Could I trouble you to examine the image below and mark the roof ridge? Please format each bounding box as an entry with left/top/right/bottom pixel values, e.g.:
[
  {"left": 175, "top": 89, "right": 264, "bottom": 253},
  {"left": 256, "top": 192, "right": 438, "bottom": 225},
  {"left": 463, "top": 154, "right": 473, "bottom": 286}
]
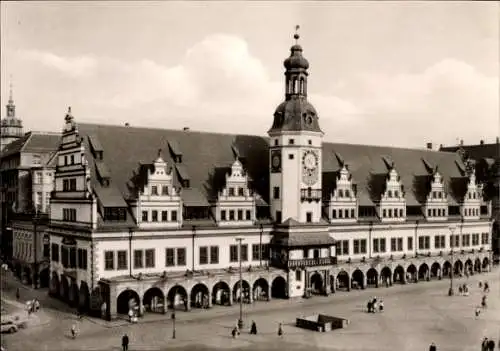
[{"left": 19, "top": 132, "right": 34, "bottom": 153}]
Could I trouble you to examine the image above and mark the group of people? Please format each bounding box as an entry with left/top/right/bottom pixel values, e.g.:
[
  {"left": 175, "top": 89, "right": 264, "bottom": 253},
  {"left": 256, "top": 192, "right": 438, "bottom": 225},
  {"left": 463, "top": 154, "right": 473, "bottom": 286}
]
[
  {"left": 458, "top": 283, "right": 469, "bottom": 296},
  {"left": 366, "top": 296, "right": 384, "bottom": 313},
  {"left": 231, "top": 321, "right": 283, "bottom": 338},
  {"left": 481, "top": 337, "right": 497, "bottom": 351}
]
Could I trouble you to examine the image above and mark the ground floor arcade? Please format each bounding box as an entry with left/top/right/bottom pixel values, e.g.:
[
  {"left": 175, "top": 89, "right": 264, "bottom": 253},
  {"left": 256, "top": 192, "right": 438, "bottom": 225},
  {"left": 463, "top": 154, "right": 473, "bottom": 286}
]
[
  {"left": 12, "top": 259, "right": 50, "bottom": 289},
  {"left": 47, "top": 251, "right": 493, "bottom": 320}
]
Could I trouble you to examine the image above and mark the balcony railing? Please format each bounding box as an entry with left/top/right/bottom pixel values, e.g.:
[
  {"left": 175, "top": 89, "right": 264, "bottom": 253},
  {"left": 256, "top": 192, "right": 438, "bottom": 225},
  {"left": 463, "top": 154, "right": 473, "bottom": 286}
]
[
  {"left": 300, "top": 188, "right": 322, "bottom": 203},
  {"left": 287, "top": 256, "right": 337, "bottom": 268}
]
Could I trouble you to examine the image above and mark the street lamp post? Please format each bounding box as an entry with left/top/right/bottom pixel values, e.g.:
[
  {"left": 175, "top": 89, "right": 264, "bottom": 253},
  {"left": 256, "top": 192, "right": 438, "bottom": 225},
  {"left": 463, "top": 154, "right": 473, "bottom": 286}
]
[
  {"left": 171, "top": 307, "right": 176, "bottom": 339},
  {"left": 236, "top": 237, "right": 244, "bottom": 330},
  {"left": 448, "top": 224, "right": 456, "bottom": 296}
]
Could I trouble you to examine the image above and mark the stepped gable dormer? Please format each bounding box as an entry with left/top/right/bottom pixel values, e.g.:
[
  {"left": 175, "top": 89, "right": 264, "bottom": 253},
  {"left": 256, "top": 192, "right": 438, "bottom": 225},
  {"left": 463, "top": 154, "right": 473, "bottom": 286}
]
[
  {"left": 215, "top": 158, "right": 256, "bottom": 225},
  {"left": 424, "top": 167, "right": 449, "bottom": 220},
  {"left": 134, "top": 149, "right": 182, "bottom": 228},
  {"left": 461, "top": 168, "right": 481, "bottom": 220},
  {"left": 325, "top": 162, "right": 358, "bottom": 223},
  {"left": 377, "top": 161, "right": 406, "bottom": 222}
]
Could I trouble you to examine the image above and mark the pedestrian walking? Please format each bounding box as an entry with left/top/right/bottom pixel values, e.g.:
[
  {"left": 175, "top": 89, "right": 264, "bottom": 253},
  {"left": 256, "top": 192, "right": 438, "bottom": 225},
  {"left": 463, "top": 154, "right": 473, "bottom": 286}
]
[
  {"left": 479, "top": 281, "right": 483, "bottom": 289},
  {"left": 128, "top": 309, "right": 133, "bottom": 323},
  {"left": 488, "top": 339, "right": 496, "bottom": 351},
  {"left": 482, "top": 337, "right": 489, "bottom": 351},
  {"left": 232, "top": 326, "right": 238, "bottom": 338},
  {"left": 122, "top": 333, "right": 129, "bottom": 351},
  {"left": 250, "top": 320, "right": 257, "bottom": 335},
  {"left": 429, "top": 342, "right": 437, "bottom": 351},
  {"left": 71, "top": 324, "right": 77, "bottom": 339},
  {"left": 15, "top": 288, "right": 20, "bottom": 301},
  {"left": 379, "top": 299, "right": 384, "bottom": 312},
  {"left": 278, "top": 323, "right": 283, "bottom": 337},
  {"left": 475, "top": 307, "right": 481, "bottom": 318}
]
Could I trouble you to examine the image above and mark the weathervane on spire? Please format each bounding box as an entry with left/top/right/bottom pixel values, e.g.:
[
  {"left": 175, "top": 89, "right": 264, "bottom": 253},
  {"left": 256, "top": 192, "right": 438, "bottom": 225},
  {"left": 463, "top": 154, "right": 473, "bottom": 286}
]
[
  {"left": 8, "top": 75, "right": 13, "bottom": 103},
  {"left": 294, "top": 25, "right": 300, "bottom": 44}
]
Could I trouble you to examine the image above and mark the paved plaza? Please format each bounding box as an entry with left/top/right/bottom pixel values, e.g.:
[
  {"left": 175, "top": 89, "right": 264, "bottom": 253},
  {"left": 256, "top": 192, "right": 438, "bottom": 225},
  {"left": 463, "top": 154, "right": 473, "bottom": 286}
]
[{"left": 2, "top": 268, "right": 499, "bottom": 351}]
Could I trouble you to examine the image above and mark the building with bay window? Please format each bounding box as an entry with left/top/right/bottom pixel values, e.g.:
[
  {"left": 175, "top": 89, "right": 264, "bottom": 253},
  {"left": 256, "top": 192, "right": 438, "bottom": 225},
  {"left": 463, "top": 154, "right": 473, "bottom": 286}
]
[{"left": 47, "top": 32, "right": 494, "bottom": 320}]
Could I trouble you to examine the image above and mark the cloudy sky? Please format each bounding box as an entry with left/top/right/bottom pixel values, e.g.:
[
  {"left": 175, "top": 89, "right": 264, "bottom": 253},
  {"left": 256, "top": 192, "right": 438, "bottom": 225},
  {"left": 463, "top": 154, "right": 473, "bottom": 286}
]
[{"left": 1, "top": 1, "right": 498, "bottom": 148}]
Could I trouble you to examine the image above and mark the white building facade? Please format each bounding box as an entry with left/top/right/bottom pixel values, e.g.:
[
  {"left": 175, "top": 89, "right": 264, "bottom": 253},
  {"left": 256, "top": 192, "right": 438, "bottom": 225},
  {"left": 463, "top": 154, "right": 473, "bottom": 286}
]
[{"left": 47, "top": 32, "right": 494, "bottom": 320}]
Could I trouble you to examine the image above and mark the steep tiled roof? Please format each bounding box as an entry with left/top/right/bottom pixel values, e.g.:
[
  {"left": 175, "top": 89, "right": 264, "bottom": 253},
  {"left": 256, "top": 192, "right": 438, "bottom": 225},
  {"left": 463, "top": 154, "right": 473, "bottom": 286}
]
[
  {"left": 0, "top": 132, "right": 60, "bottom": 159},
  {"left": 440, "top": 143, "right": 500, "bottom": 161},
  {"left": 76, "top": 123, "right": 469, "bottom": 215}
]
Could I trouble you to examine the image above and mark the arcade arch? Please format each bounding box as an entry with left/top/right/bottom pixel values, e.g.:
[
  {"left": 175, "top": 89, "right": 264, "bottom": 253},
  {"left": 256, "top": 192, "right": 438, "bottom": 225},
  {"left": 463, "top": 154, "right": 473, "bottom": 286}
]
[
  {"left": 191, "top": 283, "right": 209, "bottom": 308},
  {"left": 252, "top": 278, "right": 269, "bottom": 301},
  {"left": 117, "top": 289, "right": 140, "bottom": 315},
  {"left": 212, "top": 281, "right": 231, "bottom": 306},
  {"left": 143, "top": 287, "right": 164, "bottom": 313},
  {"left": 271, "top": 276, "right": 287, "bottom": 299}
]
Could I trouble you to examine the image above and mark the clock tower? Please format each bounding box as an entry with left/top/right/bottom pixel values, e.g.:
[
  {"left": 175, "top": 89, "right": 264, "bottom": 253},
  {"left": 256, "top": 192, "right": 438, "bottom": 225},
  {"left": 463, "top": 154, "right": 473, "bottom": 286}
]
[{"left": 268, "top": 29, "right": 324, "bottom": 224}]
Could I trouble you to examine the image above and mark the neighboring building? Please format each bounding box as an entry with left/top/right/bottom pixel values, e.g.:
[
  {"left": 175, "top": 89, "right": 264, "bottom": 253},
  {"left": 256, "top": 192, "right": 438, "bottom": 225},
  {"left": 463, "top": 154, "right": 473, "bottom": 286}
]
[
  {"left": 440, "top": 139, "right": 500, "bottom": 258},
  {"left": 0, "top": 128, "right": 59, "bottom": 278},
  {"left": 0, "top": 84, "right": 23, "bottom": 152},
  {"left": 48, "top": 33, "right": 493, "bottom": 320}
]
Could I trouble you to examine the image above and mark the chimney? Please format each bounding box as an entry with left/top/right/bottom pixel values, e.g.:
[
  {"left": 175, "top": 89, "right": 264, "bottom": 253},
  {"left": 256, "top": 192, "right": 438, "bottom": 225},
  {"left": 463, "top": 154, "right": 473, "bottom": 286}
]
[
  {"left": 183, "top": 127, "right": 190, "bottom": 131},
  {"left": 496, "top": 137, "right": 499, "bottom": 144},
  {"left": 460, "top": 139, "right": 464, "bottom": 146},
  {"left": 125, "top": 123, "right": 130, "bottom": 127},
  {"left": 426, "top": 142, "right": 433, "bottom": 150},
  {"left": 480, "top": 140, "right": 484, "bottom": 145}
]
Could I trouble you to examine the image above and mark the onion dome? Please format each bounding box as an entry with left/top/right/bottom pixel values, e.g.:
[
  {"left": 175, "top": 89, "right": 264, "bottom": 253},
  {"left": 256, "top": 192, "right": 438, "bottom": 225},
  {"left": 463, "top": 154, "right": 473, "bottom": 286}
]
[
  {"left": 269, "top": 98, "right": 321, "bottom": 133},
  {"left": 283, "top": 33, "right": 309, "bottom": 70}
]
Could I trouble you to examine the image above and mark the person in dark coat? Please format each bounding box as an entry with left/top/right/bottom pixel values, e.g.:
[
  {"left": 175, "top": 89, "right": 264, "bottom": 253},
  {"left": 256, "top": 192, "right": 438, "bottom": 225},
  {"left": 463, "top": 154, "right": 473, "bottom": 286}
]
[
  {"left": 488, "top": 339, "right": 496, "bottom": 351},
  {"left": 16, "top": 288, "right": 20, "bottom": 301},
  {"left": 482, "top": 338, "right": 489, "bottom": 351},
  {"left": 278, "top": 323, "right": 283, "bottom": 336},
  {"left": 250, "top": 320, "right": 257, "bottom": 335},
  {"left": 122, "top": 334, "right": 129, "bottom": 351},
  {"left": 429, "top": 342, "right": 437, "bottom": 351}
]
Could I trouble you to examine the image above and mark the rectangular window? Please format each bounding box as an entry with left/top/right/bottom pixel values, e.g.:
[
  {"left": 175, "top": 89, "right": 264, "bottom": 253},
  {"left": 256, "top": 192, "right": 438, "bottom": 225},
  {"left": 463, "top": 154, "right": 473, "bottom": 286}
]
[
  {"left": 104, "top": 251, "right": 114, "bottom": 270},
  {"left": 332, "top": 209, "right": 336, "bottom": 218},
  {"left": 383, "top": 209, "right": 386, "bottom": 218},
  {"left": 237, "top": 210, "right": 243, "bottom": 220},
  {"left": 306, "top": 212, "right": 312, "bottom": 223},
  {"left": 472, "top": 233, "right": 479, "bottom": 246},
  {"left": 199, "top": 246, "right": 208, "bottom": 265},
  {"left": 261, "top": 244, "right": 270, "bottom": 260},
  {"left": 246, "top": 210, "right": 251, "bottom": 220},
  {"left": 69, "top": 247, "right": 77, "bottom": 268},
  {"left": 288, "top": 138, "right": 295, "bottom": 145},
  {"left": 166, "top": 248, "right": 175, "bottom": 267},
  {"left": 228, "top": 187, "right": 235, "bottom": 196},
  {"left": 62, "top": 208, "right": 77, "bottom": 222},
  {"left": 380, "top": 238, "right": 386, "bottom": 252},
  {"left": 391, "top": 238, "right": 396, "bottom": 252},
  {"left": 373, "top": 238, "right": 379, "bottom": 253},
  {"left": 238, "top": 188, "right": 244, "bottom": 196},
  {"left": 69, "top": 178, "right": 76, "bottom": 191},
  {"left": 462, "top": 234, "right": 470, "bottom": 247},
  {"left": 210, "top": 246, "right": 219, "bottom": 264},
  {"left": 63, "top": 179, "right": 69, "bottom": 191},
  {"left": 221, "top": 210, "right": 226, "bottom": 221},
  {"left": 162, "top": 185, "right": 169, "bottom": 195},
  {"left": 419, "top": 237, "right": 425, "bottom": 250},
  {"left": 342, "top": 240, "right": 349, "bottom": 256},
  {"left": 229, "top": 210, "right": 235, "bottom": 220},
  {"left": 134, "top": 250, "right": 143, "bottom": 269},
  {"left": 276, "top": 211, "right": 282, "bottom": 223},
  {"left": 295, "top": 270, "right": 301, "bottom": 281},
  {"left": 353, "top": 239, "right": 360, "bottom": 254},
  {"left": 142, "top": 211, "right": 148, "bottom": 222},
  {"left": 252, "top": 244, "right": 260, "bottom": 261},
  {"left": 61, "top": 246, "right": 68, "bottom": 268},
  {"left": 350, "top": 209, "right": 355, "bottom": 218},
  {"left": 288, "top": 154, "right": 294, "bottom": 160},
  {"left": 397, "top": 238, "right": 403, "bottom": 251},
  {"left": 240, "top": 244, "right": 248, "bottom": 261},
  {"left": 51, "top": 243, "right": 59, "bottom": 262},
  {"left": 117, "top": 250, "right": 128, "bottom": 270},
  {"left": 151, "top": 186, "right": 158, "bottom": 195},
  {"left": 171, "top": 210, "right": 177, "bottom": 221},
  {"left": 162, "top": 210, "right": 168, "bottom": 221},
  {"left": 230, "top": 245, "right": 238, "bottom": 262},
  {"left": 151, "top": 210, "right": 158, "bottom": 222},
  {"left": 407, "top": 237, "right": 413, "bottom": 251},
  {"left": 145, "top": 249, "right": 155, "bottom": 268},
  {"left": 70, "top": 155, "right": 75, "bottom": 164},
  {"left": 176, "top": 248, "right": 186, "bottom": 266},
  {"left": 360, "top": 239, "right": 367, "bottom": 254},
  {"left": 481, "top": 232, "right": 489, "bottom": 245},
  {"left": 273, "top": 187, "right": 280, "bottom": 199}
]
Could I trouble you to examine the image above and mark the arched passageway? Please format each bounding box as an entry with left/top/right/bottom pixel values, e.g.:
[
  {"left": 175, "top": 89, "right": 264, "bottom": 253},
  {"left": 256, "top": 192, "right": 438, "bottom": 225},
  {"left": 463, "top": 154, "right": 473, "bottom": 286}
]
[
  {"left": 430, "top": 262, "right": 441, "bottom": 279},
  {"left": 393, "top": 265, "right": 405, "bottom": 284},
  {"left": 167, "top": 285, "right": 188, "bottom": 309},
  {"left": 352, "top": 269, "right": 364, "bottom": 289},
  {"left": 474, "top": 258, "right": 482, "bottom": 273},
  {"left": 143, "top": 287, "right": 165, "bottom": 313},
  {"left": 418, "top": 263, "right": 429, "bottom": 281},
  {"left": 482, "top": 257, "right": 490, "bottom": 271},
  {"left": 60, "top": 276, "right": 69, "bottom": 301},
  {"left": 212, "top": 281, "right": 231, "bottom": 306},
  {"left": 336, "top": 271, "right": 349, "bottom": 291},
  {"left": 310, "top": 273, "right": 323, "bottom": 294},
  {"left": 454, "top": 260, "right": 463, "bottom": 276},
  {"left": 69, "top": 281, "right": 79, "bottom": 307},
  {"left": 39, "top": 268, "right": 50, "bottom": 288},
  {"left": 78, "top": 282, "right": 90, "bottom": 314},
  {"left": 117, "top": 289, "right": 140, "bottom": 315},
  {"left": 464, "top": 259, "right": 473, "bottom": 275},
  {"left": 380, "top": 267, "right": 392, "bottom": 287},
  {"left": 406, "top": 264, "right": 417, "bottom": 283},
  {"left": 233, "top": 280, "right": 251, "bottom": 303},
  {"left": 23, "top": 267, "right": 32, "bottom": 285},
  {"left": 271, "top": 276, "right": 287, "bottom": 299},
  {"left": 366, "top": 268, "right": 378, "bottom": 288},
  {"left": 190, "top": 283, "right": 209, "bottom": 308},
  {"left": 50, "top": 272, "right": 60, "bottom": 296},
  {"left": 252, "top": 278, "right": 269, "bottom": 301},
  {"left": 443, "top": 261, "right": 452, "bottom": 277}
]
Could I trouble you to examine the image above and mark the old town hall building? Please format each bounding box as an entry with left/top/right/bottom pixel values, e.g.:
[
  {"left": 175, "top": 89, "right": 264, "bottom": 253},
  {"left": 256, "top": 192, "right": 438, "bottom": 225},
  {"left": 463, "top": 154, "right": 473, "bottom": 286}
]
[{"left": 47, "top": 33, "right": 493, "bottom": 320}]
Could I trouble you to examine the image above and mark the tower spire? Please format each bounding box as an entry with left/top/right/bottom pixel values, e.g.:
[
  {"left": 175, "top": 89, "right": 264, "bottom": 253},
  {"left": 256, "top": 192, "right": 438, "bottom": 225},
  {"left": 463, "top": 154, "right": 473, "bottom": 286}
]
[
  {"left": 8, "top": 79, "right": 13, "bottom": 104},
  {"left": 294, "top": 25, "right": 300, "bottom": 44}
]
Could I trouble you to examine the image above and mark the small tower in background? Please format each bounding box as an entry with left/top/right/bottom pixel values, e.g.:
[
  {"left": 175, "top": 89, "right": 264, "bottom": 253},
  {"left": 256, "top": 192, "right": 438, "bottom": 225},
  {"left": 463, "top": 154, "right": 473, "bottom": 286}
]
[{"left": 1, "top": 80, "right": 24, "bottom": 151}]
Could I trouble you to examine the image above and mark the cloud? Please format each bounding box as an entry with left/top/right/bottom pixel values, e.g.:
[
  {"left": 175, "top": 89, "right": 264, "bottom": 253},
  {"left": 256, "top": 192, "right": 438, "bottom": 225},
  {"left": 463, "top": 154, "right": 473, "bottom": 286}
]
[{"left": 17, "top": 35, "right": 498, "bottom": 147}]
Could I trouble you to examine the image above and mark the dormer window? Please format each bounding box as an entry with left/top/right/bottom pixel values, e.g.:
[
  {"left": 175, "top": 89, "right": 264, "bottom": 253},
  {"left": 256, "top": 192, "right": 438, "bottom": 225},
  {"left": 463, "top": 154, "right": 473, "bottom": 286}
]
[
  {"left": 183, "top": 180, "right": 190, "bottom": 188},
  {"left": 394, "top": 190, "right": 399, "bottom": 197},
  {"left": 388, "top": 190, "right": 392, "bottom": 198},
  {"left": 151, "top": 186, "right": 158, "bottom": 195},
  {"left": 238, "top": 188, "right": 244, "bottom": 196},
  {"left": 162, "top": 185, "right": 169, "bottom": 195},
  {"left": 345, "top": 190, "right": 350, "bottom": 197},
  {"left": 229, "top": 187, "right": 235, "bottom": 196},
  {"left": 338, "top": 189, "right": 343, "bottom": 197}
]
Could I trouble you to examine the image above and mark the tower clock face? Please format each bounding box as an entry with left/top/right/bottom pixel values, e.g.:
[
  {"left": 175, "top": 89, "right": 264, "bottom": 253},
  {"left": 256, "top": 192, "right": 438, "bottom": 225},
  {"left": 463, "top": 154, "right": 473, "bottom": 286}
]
[
  {"left": 302, "top": 149, "right": 319, "bottom": 185},
  {"left": 271, "top": 150, "right": 282, "bottom": 173}
]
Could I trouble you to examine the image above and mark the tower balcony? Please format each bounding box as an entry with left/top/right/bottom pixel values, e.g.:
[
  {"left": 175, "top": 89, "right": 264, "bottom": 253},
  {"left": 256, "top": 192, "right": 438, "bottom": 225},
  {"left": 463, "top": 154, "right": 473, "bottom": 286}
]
[
  {"left": 300, "top": 188, "right": 322, "bottom": 203},
  {"left": 272, "top": 256, "right": 337, "bottom": 269}
]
